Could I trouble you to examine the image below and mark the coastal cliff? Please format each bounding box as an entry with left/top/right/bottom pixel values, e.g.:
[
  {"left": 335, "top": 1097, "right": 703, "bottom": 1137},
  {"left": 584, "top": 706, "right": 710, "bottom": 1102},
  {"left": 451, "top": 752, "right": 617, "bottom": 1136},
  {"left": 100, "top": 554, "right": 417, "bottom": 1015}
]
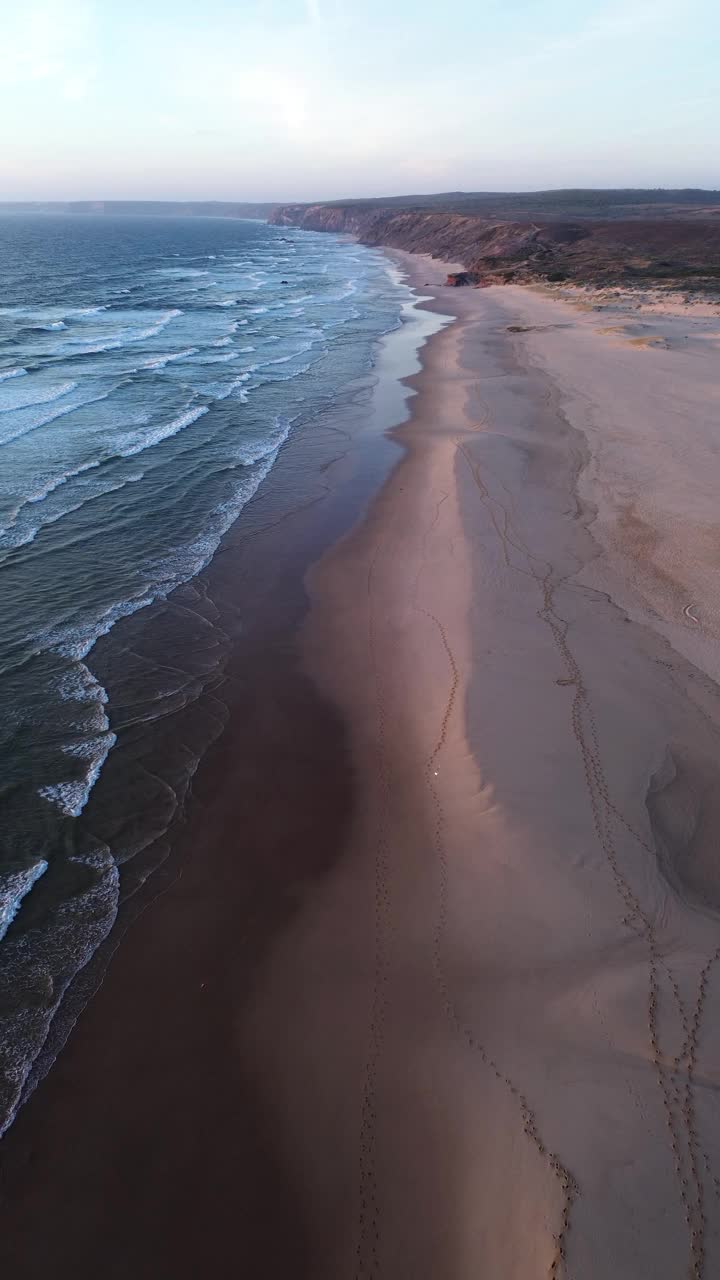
[{"left": 270, "top": 202, "right": 720, "bottom": 288}]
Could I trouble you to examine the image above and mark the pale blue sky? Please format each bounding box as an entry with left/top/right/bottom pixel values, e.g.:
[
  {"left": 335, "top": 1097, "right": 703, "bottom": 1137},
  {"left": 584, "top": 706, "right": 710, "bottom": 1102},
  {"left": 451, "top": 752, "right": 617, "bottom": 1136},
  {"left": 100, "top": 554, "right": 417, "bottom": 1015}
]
[{"left": 2, "top": 0, "right": 719, "bottom": 200}]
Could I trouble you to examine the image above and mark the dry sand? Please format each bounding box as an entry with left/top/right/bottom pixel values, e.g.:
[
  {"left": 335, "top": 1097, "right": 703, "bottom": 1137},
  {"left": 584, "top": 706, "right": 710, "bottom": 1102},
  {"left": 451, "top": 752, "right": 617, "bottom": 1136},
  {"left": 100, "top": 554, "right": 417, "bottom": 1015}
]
[{"left": 246, "top": 255, "right": 720, "bottom": 1278}]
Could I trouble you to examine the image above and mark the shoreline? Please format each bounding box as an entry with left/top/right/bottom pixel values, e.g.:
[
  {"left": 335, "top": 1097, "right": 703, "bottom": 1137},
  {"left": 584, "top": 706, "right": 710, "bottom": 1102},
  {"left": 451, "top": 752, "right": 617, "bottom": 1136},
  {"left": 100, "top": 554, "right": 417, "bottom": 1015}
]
[
  {"left": 3, "top": 245, "right": 720, "bottom": 1277},
  {"left": 0, "top": 252, "right": 459, "bottom": 1278}
]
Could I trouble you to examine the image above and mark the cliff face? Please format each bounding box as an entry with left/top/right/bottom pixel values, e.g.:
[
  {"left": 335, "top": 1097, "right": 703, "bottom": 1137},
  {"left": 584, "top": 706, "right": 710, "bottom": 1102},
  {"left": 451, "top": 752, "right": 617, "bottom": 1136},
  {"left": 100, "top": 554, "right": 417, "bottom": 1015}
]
[
  {"left": 270, "top": 203, "right": 720, "bottom": 289},
  {"left": 271, "top": 204, "right": 562, "bottom": 269}
]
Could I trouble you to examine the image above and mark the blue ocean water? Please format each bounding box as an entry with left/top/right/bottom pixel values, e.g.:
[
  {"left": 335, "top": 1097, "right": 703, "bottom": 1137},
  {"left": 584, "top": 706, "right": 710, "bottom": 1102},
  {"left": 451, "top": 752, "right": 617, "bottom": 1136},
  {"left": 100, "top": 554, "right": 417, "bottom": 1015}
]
[{"left": 0, "top": 214, "right": 407, "bottom": 1133}]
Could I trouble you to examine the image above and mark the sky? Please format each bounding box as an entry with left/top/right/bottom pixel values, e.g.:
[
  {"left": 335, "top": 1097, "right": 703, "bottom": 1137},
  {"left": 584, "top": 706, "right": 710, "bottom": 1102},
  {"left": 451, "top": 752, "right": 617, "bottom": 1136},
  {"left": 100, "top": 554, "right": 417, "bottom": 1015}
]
[{"left": 2, "top": 0, "right": 719, "bottom": 201}]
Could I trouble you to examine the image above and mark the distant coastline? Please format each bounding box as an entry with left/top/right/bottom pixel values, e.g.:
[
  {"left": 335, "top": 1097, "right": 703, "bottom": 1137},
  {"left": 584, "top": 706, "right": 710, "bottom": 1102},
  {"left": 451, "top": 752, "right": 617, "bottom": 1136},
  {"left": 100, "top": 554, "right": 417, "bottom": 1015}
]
[
  {"left": 0, "top": 201, "right": 278, "bottom": 219},
  {"left": 271, "top": 191, "right": 720, "bottom": 291},
  {"left": 7, "top": 191, "right": 720, "bottom": 293}
]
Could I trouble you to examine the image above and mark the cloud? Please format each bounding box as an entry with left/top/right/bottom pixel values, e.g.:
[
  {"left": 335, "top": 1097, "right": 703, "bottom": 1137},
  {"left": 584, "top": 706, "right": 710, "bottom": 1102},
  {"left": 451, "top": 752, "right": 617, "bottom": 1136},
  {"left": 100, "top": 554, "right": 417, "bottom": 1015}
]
[
  {"left": 305, "top": 0, "right": 323, "bottom": 25},
  {"left": 1, "top": 1, "right": 96, "bottom": 92},
  {"left": 62, "top": 74, "right": 93, "bottom": 102},
  {"left": 475, "top": 0, "right": 684, "bottom": 88},
  {"left": 230, "top": 67, "right": 309, "bottom": 134}
]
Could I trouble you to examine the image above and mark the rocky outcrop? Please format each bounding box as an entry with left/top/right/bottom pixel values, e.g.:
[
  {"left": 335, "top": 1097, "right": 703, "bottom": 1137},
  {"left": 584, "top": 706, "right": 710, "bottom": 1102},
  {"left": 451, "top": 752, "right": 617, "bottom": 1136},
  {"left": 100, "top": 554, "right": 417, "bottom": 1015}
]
[{"left": 270, "top": 202, "right": 720, "bottom": 289}]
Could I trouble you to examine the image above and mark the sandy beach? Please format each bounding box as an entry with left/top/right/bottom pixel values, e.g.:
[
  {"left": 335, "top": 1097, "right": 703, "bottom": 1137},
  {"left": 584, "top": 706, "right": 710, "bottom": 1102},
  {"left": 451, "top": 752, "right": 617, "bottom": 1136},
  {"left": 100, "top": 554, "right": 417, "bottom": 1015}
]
[
  {"left": 2, "top": 250, "right": 720, "bottom": 1279},
  {"left": 248, "top": 256, "right": 720, "bottom": 1278}
]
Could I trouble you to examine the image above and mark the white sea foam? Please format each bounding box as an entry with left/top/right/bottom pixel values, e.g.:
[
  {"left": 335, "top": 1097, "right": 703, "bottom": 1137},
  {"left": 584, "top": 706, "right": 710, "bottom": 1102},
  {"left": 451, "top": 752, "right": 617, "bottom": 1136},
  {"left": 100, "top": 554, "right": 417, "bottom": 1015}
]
[
  {"left": 259, "top": 342, "right": 314, "bottom": 368},
  {"left": 257, "top": 360, "right": 313, "bottom": 385},
  {"left": 0, "top": 465, "right": 148, "bottom": 553},
  {"left": 31, "top": 470, "right": 257, "bottom": 678},
  {"left": 210, "top": 372, "right": 252, "bottom": 402},
  {"left": 39, "top": 730, "right": 118, "bottom": 818},
  {"left": 336, "top": 279, "right": 359, "bottom": 300},
  {"left": 0, "top": 304, "right": 106, "bottom": 321},
  {"left": 13, "top": 458, "right": 101, "bottom": 513},
  {"left": 31, "top": 410, "right": 295, "bottom": 677},
  {"left": 0, "top": 862, "right": 49, "bottom": 943},
  {"left": 60, "top": 309, "right": 182, "bottom": 356},
  {"left": 117, "top": 404, "right": 209, "bottom": 459},
  {"left": 39, "top": 592, "right": 159, "bottom": 664},
  {"left": 33, "top": 656, "right": 116, "bottom": 816},
  {"left": 133, "top": 418, "right": 294, "bottom": 587},
  {"left": 230, "top": 413, "right": 294, "bottom": 467},
  {"left": 0, "top": 386, "right": 115, "bottom": 448},
  {"left": 0, "top": 467, "right": 145, "bottom": 552},
  {"left": 56, "top": 661, "right": 109, "bottom": 707},
  {"left": 0, "top": 368, "right": 28, "bottom": 383},
  {"left": 156, "top": 267, "right": 209, "bottom": 278},
  {"left": 0, "top": 378, "right": 77, "bottom": 415},
  {"left": 141, "top": 347, "right": 199, "bottom": 370}
]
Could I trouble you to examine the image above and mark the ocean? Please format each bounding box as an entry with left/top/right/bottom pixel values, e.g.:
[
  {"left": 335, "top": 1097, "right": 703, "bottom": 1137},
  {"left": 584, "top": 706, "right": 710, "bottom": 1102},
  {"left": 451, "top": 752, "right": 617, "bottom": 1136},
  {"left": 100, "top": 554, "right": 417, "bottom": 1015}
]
[{"left": 0, "top": 213, "right": 409, "bottom": 1134}]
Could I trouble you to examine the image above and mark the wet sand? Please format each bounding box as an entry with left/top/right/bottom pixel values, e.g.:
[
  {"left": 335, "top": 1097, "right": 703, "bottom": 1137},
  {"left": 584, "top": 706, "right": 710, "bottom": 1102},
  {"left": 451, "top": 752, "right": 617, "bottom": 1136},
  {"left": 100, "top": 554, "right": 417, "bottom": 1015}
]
[
  {"left": 0, "top": 274, "right": 450, "bottom": 1278},
  {"left": 2, "top": 252, "right": 720, "bottom": 1278}
]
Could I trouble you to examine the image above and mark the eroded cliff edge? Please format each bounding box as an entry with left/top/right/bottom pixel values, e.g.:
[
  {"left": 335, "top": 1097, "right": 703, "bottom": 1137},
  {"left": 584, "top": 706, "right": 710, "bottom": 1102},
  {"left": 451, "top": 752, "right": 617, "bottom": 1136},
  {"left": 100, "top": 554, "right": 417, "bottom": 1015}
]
[{"left": 270, "top": 202, "right": 720, "bottom": 289}]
